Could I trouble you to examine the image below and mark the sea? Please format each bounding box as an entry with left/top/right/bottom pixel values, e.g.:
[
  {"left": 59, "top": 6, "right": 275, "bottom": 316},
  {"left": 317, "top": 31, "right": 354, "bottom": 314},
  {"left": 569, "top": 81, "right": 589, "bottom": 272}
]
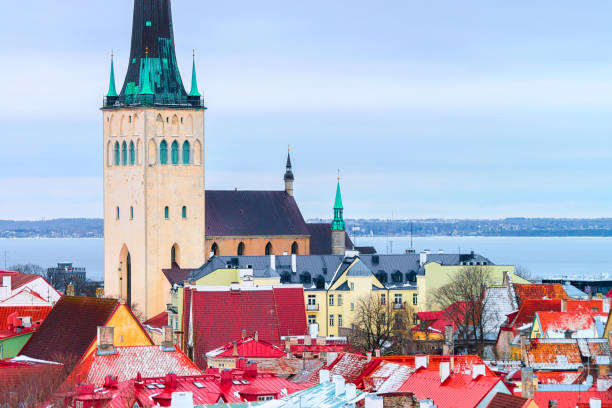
[{"left": 0, "top": 236, "right": 611, "bottom": 282}]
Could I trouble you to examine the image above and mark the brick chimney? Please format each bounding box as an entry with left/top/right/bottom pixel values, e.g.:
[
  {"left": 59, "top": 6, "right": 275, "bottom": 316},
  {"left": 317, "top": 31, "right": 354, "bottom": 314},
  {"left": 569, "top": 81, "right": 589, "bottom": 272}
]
[
  {"left": 375, "top": 348, "right": 381, "bottom": 357},
  {"left": 161, "top": 326, "right": 174, "bottom": 351},
  {"left": 66, "top": 284, "right": 75, "bottom": 297},
  {"left": 254, "top": 331, "right": 259, "bottom": 341},
  {"left": 242, "top": 329, "right": 247, "bottom": 340},
  {"left": 304, "top": 335, "right": 312, "bottom": 346},
  {"left": 561, "top": 299, "right": 567, "bottom": 313},
  {"left": 521, "top": 367, "right": 535, "bottom": 399},
  {"left": 232, "top": 341, "right": 238, "bottom": 356},
  {"left": 520, "top": 334, "right": 529, "bottom": 365},
  {"left": 97, "top": 326, "right": 115, "bottom": 355}
]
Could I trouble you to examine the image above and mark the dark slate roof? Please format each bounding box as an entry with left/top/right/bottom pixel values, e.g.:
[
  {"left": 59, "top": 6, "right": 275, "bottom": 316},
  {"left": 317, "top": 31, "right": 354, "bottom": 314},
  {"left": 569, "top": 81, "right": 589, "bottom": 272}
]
[
  {"left": 354, "top": 246, "right": 377, "bottom": 254},
  {"left": 20, "top": 296, "right": 119, "bottom": 368},
  {"left": 307, "top": 223, "right": 354, "bottom": 255},
  {"left": 206, "top": 191, "right": 310, "bottom": 236},
  {"left": 162, "top": 263, "right": 194, "bottom": 286},
  {"left": 185, "top": 252, "right": 490, "bottom": 290}
]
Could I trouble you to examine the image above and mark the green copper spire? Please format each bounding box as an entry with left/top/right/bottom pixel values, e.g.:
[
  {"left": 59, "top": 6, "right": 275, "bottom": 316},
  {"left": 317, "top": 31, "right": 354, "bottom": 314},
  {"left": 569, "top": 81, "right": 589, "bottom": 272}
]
[
  {"left": 139, "top": 53, "right": 154, "bottom": 96},
  {"left": 106, "top": 52, "right": 118, "bottom": 98},
  {"left": 189, "top": 52, "right": 201, "bottom": 97},
  {"left": 331, "top": 175, "right": 345, "bottom": 231}
]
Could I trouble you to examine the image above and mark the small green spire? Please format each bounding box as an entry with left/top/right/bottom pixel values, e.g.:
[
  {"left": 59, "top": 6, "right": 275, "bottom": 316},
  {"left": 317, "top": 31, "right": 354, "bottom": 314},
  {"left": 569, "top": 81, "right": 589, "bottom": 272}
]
[
  {"left": 106, "top": 52, "right": 118, "bottom": 98},
  {"left": 139, "top": 51, "right": 154, "bottom": 96},
  {"left": 332, "top": 173, "right": 345, "bottom": 231},
  {"left": 189, "top": 51, "right": 201, "bottom": 97}
]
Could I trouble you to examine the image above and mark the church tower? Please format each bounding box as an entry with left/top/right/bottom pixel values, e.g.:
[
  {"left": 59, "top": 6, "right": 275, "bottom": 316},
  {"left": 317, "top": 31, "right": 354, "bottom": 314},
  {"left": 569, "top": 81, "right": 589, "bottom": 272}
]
[
  {"left": 102, "top": 0, "right": 206, "bottom": 319},
  {"left": 284, "top": 150, "right": 294, "bottom": 197},
  {"left": 331, "top": 178, "right": 346, "bottom": 255}
]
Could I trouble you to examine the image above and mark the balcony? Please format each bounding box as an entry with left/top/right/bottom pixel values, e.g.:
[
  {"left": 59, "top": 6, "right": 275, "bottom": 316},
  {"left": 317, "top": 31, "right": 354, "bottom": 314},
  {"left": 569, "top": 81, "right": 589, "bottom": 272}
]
[
  {"left": 393, "top": 303, "right": 405, "bottom": 310},
  {"left": 307, "top": 304, "right": 319, "bottom": 311}
]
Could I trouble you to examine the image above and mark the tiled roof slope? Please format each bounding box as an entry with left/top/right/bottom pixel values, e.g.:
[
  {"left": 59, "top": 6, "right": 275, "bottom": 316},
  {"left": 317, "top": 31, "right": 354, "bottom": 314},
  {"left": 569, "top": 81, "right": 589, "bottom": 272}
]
[
  {"left": 483, "top": 286, "right": 517, "bottom": 340},
  {"left": 307, "top": 223, "right": 354, "bottom": 254},
  {"left": 534, "top": 391, "right": 612, "bottom": 408},
  {"left": 376, "top": 355, "right": 495, "bottom": 377},
  {"left": 143, "top": 311, "right": 168, "bottom": 329},
  {"left": 514, "top": 284, "right": 570, "bottom": 303},
  {"left": 162, "top": 264, "right": 194, "bottom": 286},
  {"left": 486, "top": 393, "right": 531, "bottom": 408},
  {"left": 205, "top": 191, "right": 310, "bottom": 236},
  {"left": 526, "top": 339, "right": 582, "bottom": 370},
  {"left": 207, "top": 337, "right": 286, "bottom": 359},
  {"left": 188, "top": 287, "right": 307, "bottom": 366},
  {"left": 73, "top": 345, "right": 202, "bottom": 386},
  {"left": 19, "top": 296, "right": 119, "bottom": 366},
  {"left": 309, "top": 353, "right": 369, "bottom": 385},
  {"left": 536, "top": 311, "right": 606, "bottom": 337},
  {"left": 0, "top": 306, "right": 52, "bottom": 330},
  {"left": 510, "top": 299, "right": 561, "bottom": 331},
  {"left": 0, "top": 271, "right": 40, "bottom": 291}
]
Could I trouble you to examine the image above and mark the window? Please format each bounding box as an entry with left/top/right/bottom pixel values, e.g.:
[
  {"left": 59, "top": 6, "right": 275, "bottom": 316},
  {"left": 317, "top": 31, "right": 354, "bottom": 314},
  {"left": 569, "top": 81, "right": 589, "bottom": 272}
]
[
  {"left": 182, "top": 206, "right": 187, "bottom": 219},
  {"left": 116, "top": 207, "right": 120, "bottom": 220},
  {"left": 392, "top": 271, "right": 403, "bottom": 283},
  {"left": 329, "top": 294, "right": 334, "bottom": 306},
  {"left": 338, "top": 314, "right": 343, "bottom": 327},
  {"left": 171, "top": 245, "right": 177, "bottom": 265},
  {"left": 315, "top": 276, "right": 325, "bottom": 289},
  {"left": 338, "top": 294, "right": 343, "bottom": 306},
  {"left": 237, "top": 242, "right": 245, "bottom": 256},
  {"left": 329, "top": 314, "right": 334, "bottom": 327},
  {"left": 308, "top": 315, "right": 317, "bottom": 325},
  {"left": 211, "top": 243, "right": 219, "bottom": 257},
  {"left": 300, "top": 272, "right": 312, "bottom": 284},
  {"left": 129, "top": 141, "right": 135, "bottom": 165},
  {"left": 394, "top": 294, "right": 403, "bottom": 304},
  {"left": 130, "top": 206, "right": 134, "bottom": 220},
  {"left": 350, "top": 303, "right": 354, "bottom": 311},
  {"left": 114, "top": 142, "right": 120, "bottom": 165},
  {"left": 171, "top": 140, "right": 179, "bottom": 164},
  {"left": 265, "top": 242, "right": 273, "bottom": 256},
  {"left": 160, "top": 140, "right": 168, "bottom": 164},
  {"left": 291, "top": 241, "right": 298, "bottom": 255},
  {"left": 381, "top": 294, "right": 386, "bottom": 305},
  {"left": 307, "top": 295, "right": 316, "bottom": 306},
  {"left": 413, "top": 314, "right": 418, "bottom": 325},
  {"left": 413, "top": 293, "right": 418, "bottom": 305},
  {"left": 182, "top": 141, "right": 190, "bottom": 164},
  {"left": 257, "top": 396, "right": 274, "bottom": 402},
  {"left": 122, "top": 141, "right": 128, "bottom": 165},
  {"left": 164, "top": 206, "right": 169, "bottom": 219},
  {"left": 350, "top": 282, "right": 355, "bottom": 291}
]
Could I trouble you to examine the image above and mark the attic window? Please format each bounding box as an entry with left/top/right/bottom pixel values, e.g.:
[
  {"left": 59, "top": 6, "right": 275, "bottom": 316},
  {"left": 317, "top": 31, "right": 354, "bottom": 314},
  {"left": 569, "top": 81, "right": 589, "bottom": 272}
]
[
  {"left": 241, "top": 380, "right": 250, "bottom": 385},
  {"left": 146, "top": 21, "right": 152, "bottom": 26},
  {"left": 232, "top": 380, "right": 242, "bottom": 385},
  {"left": 193, "top": 382, "right": 205, "bottom": 389},
  {"left": 156, "top": 384, "right": 166, "bottom": 389},
  {"left": 145, "top": 384, "right": 157, "bottom": 390}
]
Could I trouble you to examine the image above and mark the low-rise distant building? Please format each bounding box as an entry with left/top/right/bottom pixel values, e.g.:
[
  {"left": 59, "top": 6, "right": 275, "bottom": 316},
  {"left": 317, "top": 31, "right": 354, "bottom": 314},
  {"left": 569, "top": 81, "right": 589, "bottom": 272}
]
[{"left": 206, "top": 334, "right": 286, "bottom": 370}]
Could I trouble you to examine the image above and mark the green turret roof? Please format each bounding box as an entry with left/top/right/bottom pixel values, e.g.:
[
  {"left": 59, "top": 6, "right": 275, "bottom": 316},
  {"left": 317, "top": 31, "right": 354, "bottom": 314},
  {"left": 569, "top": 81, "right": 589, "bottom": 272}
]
[
  {"left": 139, "top": 56, "right": 155, "bottom": 96},
  {"left": 106, "top": 54, "right": 118, "bottom": 98},
  {"left": 189, "top": 54, "right": 201, "bottom": 97},
  {"left": 332, "top": 180, "right": 345, "bottom": 231},
  {"left": 334, "top": 181, "right": 343, "bottom": 210}
]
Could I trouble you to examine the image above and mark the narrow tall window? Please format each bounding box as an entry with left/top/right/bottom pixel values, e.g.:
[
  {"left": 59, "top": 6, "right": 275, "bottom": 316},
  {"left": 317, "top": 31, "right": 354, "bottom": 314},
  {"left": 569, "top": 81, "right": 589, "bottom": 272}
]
[
  {"left": 413, "top": 293, "right": 418, "bottom": 305},
  {"left": 130, "top": 206, "right": 134, "bottom": 220},
  {"left": 338, "top": 314, "right": 343, "bottom": 327},
  {"left": 291, "top": 242, "right": 298, "bottom": 255},
  {"left": 329, "top": 314, "right": 334, "bottom": 327},
  {"left": 211, "top": 243, "right": 219, "bottom": 257},
  {"left": 182, "top": 141, "right": 190, "bottom": 164},
  {"left": 182, "top": 206, "right": 187, "bottom": 219},
  {"left": 116, "top": 207, "right": 120, "bottom": 220},
  {"left": 265, "top": 242, "right": 273, "bottom": 256},
  {"left": 338, "top": 294, "right": 343, "bottom": 306},
  {"left": 160, "top": 140, "right": 168, "bottom": 164},
  {"left": 164, "top": 206, "right": 169, "bottom": 220},
  {"left": 129, "top": 141, "right": 135, "bottom": 165},
  {"left": 329, "top": 294, "right": 334, "bottom": 306},
  {"left": 114, "top": 142, "right": 120, "bottom": 165},
  {"left": 121, "top": 141, "right": 128, "bottom": 166},
  {"left": 237, "top": 242, "right": 245, "bottom": 256},
  {"left": 171, "top": 141, "right": 179, "bottom": 165}
]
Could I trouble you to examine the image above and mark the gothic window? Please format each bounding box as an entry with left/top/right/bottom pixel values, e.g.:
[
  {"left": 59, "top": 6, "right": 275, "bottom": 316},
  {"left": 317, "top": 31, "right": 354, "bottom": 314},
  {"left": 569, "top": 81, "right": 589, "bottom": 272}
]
[
  {"left": 237, "top": 242, "right": 245, "bottom": 256},
  {"left": 171, "top": 244, "right": 179, "bottom": 266},
  {"left": 182, "top": 206, "right": 187, "bottom": 219},
  {"left": 130, "top": 206, "right": 134, "bottom": 220},
  {"left": 160, "top": 140, "right": 168, "bottom": 164},
  {"left": 265, "top": 242, "right": 273, "bottom": 256},
  {"left": 129, "top": 141, "right": 135, "bottom": 165},
  {"left": 171, "top": 141, "right": 179, "bottom": 164},
  {"left": 182, "top": 141, "right": 190, "bottom": 164},
  {"left": 114, "top": 142, "right": 120, "bottom": 165},
  {"left": 291, "top": 242, "right": 298, "bottom": 255},
  {"left": 116, "top": 207, "right": 120, "bottom": 220},
  {"left": 164, "top": 206, "right": 169, "bottom": 220},
  {"left": 211, "top": 243, "right": 219, "bottom": 257},
  {"left": 122, "top": 141, "right": 128, "bottom": 166}
]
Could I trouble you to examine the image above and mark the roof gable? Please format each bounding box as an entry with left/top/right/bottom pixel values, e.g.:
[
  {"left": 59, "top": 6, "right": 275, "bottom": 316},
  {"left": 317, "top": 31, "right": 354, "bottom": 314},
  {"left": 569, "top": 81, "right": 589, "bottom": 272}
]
[{"left": 207, "top": 337, "right": 286, "bottom": 359}]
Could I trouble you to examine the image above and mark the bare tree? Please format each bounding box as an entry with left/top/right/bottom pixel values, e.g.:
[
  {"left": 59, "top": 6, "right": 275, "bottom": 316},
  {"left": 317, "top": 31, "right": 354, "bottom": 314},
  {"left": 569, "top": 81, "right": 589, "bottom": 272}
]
[
  {"left": 348, "top": 295, "right": 410, "bottom": 355},
  {"left": 514, "top": 265, "right": 533, "bottom": 282},
  {"left": 432, "top": 266, "right": 496, "bottom": 356},
  {"left": 9, "top": 263, "right": 45, "bottom": 275}
]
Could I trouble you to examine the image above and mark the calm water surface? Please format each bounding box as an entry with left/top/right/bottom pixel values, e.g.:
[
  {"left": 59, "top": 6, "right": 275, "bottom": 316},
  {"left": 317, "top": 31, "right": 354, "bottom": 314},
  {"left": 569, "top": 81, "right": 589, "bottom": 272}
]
[{"left": 1, "top": 236, "right": 611, "bottom": 281}]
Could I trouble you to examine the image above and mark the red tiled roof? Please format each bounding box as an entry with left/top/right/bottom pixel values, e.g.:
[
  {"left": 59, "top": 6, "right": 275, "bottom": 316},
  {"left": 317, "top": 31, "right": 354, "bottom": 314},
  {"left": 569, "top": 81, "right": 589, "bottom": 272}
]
[
  {"left": 526, "top": 340, "right": 582, "bottom": 367},
  {"left": 397, "top": 369, "right": 506, "bottom": 408},
  {"left": 376, "top": 355, "right": 496, "bottom": 377},
  {"left": 187, "top": 287, "right": 308, "bottom": 367},
  {"left": 143, "top": 311, "right": 168, "bottom": 329},
  {"left": 514, "top": 284, "right": 570, "bottom": 303},
  {"left": 309, "top": 352, "right": 370, "bottom": 385},
  {"left": 0, "top": 306, "right": 52, "bottom": 330},
  {"left": 417, "top": 311, "right": 444, "bottom": 322},
  {"left": 566, "top": 299, "right": 605, "bottom": 313},
  {"left": 536, "top": 311, "right": 605, "bottom": 335},
  {"left": 509, "top": 299, "right": 561, "bottom": 332},
  {"left": 0, "top": 271, "right": 39, "bottom": 291},
  {"left": 207, "top": 337, "right": 286, "bottom": 359},
  {"left": 486, "top": 393, "right": 531, "bottom": 408},
  {"left": 0, "top": 357, "right": 64, "bottom": 392},
  {"left": 534, "top": 371, "right": 584, "bottom": 385},
  {"left": 72, "top": 345, "right": 202, "bottom": 386},
  {"left": 534, "top": 390, "right": 612, "bottom": 408},
  {"left": 19, "top": 296, "right": 120, "bottom": 367}
]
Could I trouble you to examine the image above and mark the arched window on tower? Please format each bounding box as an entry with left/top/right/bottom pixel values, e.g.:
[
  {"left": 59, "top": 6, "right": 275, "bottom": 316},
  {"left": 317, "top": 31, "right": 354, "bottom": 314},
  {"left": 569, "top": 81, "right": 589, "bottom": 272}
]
[
  {"left": 121, "top": 141, "right": 128, "bottom": 166},
  {"left": 130, "top": 206, "right": 134, "bottom": 220},
  {"left": 211, "top": 243, "right": 219, "bottom": 257},
  {"left": 129, "top": 141, "right": 135, "bottom": 165},
  {"left": 291, "top": 242, "right": 299, "bottom": 255},
  {"left": 114, "top": 142, "right": 120, "bottom": 165},
  {"left": 171, "top": 141, "right": 179, "bottom": 165},
  {"left": 182, "top": 206, "right": 187, "bottom": 219},
  {"left": 164, "top": 206, "right": 169, "bottom": 220},
  {"left": 237, "top": 242, "right": 245, "bottom": 256},
  {"left": 116, "top": 206, "right": 120, "bottom": 220},
  {"left": 171, "top": 244, "right": 180, "bottom": 266},
  {"left": 160, "top": 140, "right": 168, "bottom": 164},
  {"left": 265, "top": 242, "right": 273, "bottom": 256},
  {"left": 182, "top": 141, "right": 190, "bottom": 164}
]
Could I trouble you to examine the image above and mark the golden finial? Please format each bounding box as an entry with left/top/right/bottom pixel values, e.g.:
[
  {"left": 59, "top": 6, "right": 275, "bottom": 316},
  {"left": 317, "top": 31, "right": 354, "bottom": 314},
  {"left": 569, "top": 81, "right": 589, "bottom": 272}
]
[
  {"left": 337, "top": 169, "right": 341, "bottom": 181},
  {"left": 193, "top": 49, "right": 196, "bottom": 57},
  {"left": 145, "top": 46, "right": 149, "bottom": 56},
  {"left": 111, "top": 50, "right": 114, "bottom": 58},
  {"left": 288, "top": 144, "right": 291, "bottom": 152}
]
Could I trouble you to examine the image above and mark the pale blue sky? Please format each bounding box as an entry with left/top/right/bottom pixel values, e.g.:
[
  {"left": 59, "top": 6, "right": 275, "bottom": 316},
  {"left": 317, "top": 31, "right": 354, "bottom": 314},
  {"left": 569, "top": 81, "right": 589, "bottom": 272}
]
[{"left": 2, "top": 1, "right": 612, "bottom": 220}]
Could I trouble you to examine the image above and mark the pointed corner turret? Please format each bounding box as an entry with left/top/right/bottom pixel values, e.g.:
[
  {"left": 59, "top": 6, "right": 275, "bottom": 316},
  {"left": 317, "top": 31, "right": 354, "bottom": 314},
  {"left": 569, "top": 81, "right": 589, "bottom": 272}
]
[
  {"left": 106, "top": 52, "right": 118, "bottom": 98},
  {"left": 189, "top": 51, "right": 201, "bottom": 97},
  {"left": 284, "top": 146, "right": 295, "bottom": 197}
]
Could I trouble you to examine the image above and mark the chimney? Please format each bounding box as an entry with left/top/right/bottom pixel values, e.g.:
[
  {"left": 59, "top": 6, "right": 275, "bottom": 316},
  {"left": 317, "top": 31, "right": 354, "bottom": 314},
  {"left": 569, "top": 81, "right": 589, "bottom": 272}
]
[
  {"left": 520, "top": 335, "right": 528, "bottom": 365},
  {"left": 604, "top": 298, "right": 610, "bottom": 314},
  {"left": 375, "top": 348, "right": 381, "bottom": 357},
  {"left": 66, "top": 284, "right": 75, "bottom": 297},
  {"left": 561, "top": 299, "right": 567, "bottom": 313},
  {"left": 419, "top": 251, "right": 428, "bottom": 267},
  {"left": 521, "top": 367, "right": 535, "bottom": 399},
  {"left": 548, "top": 401, "right": 558, "bottom": 408},
  {"left": 284, "top": 338, "right": 291, "bottom": 352},
  {"left": 472, "top": 364, "right": 485, "bottom": 379},
  {"left": 440, "top": 361, "right": 450, "bottom": 383},
  {"left": 415, "top": 355, "right": 428, "bottom": 369},
  {"left": 326, "top": 352, "right": 338, "bottom": 365},
  {"left": 254, "top": 331, "right": 259, "bottom": 341},
  {"left": 590, "top": 399, "right": 602, "bottom": 408},
  {"left": 96, "top": 288, "right": 104, "bottom": 298},
  {"left": 291, "top": 254, "right": 297, "bottom": 273},
  {"left": 97, "top": 326, "right": 115, "bottom": 355},
  {"left": 270, "top": 255, "right": 276, "bottom": 271},
  {"left": 161, "top": 326, "right": 174, "bottom": 351},
  {"left": 319, "top": 369, "right": 330, "bottom": 384},
  {"left": 0, "top": 275, "right": 9, "bottom": 299},
  {"left": 333, "top": 375, "right": 345, "bottom": 397},
  {"left": 232, "top": 341, "right": 238, "bottom": 356},
  {"left": 304, "top": 335, "right": 312, "bottom": 346},
  {"left": 366, "top": 352, "right": 372, "bottom": 362},
  {"left": 345, "top": 383, "right": 357, "bottom": 401},
  {"left": 242, "top": 329, "right": 247, "bottom": 340},
  {"left": 170, "top": 392, "right": 194, "bottom": 408}
]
